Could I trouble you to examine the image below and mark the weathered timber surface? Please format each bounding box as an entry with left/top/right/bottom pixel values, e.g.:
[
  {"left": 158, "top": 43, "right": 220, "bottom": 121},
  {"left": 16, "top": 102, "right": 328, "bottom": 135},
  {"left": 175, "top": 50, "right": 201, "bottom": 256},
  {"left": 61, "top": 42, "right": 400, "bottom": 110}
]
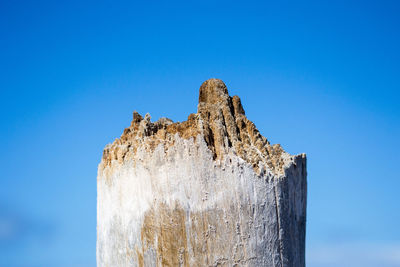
[{"left": 97, "top": 79, "right": 307, "bottom": 267}]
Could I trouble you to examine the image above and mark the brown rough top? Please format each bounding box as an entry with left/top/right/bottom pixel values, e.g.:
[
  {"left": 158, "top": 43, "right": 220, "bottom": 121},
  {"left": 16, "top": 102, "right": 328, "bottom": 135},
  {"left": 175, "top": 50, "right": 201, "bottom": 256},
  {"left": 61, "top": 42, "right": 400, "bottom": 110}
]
[{"left": 102, "top": 78, "right": 289, "bottom": 174}]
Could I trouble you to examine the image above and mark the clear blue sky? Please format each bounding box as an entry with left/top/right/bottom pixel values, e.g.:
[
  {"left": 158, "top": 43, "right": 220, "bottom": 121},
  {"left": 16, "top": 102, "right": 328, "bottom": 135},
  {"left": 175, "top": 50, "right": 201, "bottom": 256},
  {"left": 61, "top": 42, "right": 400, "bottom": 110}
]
[{"left": 1, "top": 1, "right": 399, "bottom": 266}]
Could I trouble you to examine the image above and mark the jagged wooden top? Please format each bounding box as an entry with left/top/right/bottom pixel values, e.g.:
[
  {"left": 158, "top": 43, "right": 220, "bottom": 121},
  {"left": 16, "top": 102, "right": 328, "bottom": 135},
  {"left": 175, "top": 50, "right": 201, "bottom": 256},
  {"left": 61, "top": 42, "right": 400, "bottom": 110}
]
[{"left": 102, "top": 79, "right": 295, "bottom": 174}]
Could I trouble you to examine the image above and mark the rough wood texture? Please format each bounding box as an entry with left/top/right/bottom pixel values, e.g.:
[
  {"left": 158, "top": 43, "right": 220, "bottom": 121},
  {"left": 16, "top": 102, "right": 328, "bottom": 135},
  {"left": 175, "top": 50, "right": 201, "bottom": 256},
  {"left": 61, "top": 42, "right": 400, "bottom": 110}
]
[{"left": 97, "top": 79, "right": 307, "bottom": 267}]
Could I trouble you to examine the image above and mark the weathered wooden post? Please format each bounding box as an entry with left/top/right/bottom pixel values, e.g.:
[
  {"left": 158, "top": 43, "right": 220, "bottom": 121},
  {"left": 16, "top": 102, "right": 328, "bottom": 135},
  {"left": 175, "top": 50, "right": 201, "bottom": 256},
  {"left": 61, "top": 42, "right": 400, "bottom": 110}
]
[{"left": 97, "top": 79, "right": 307, "bottom": 266}]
